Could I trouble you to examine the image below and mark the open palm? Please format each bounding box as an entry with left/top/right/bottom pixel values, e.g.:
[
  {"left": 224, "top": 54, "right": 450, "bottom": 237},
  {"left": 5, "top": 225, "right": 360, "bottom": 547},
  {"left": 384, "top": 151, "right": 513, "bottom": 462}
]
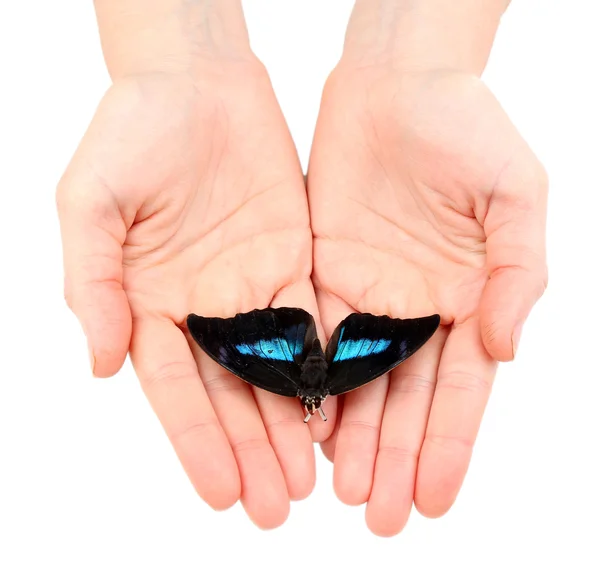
[
  {"left": 57, "top": 61, "right": 335, "bottom": 529},
  {"left": 308, "top": 68, "right": 548, "bottom": 536}
]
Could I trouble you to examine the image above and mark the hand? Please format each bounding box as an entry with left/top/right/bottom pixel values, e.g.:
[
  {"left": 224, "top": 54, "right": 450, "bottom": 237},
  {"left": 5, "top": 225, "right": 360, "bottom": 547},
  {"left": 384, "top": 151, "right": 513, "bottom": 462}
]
[
  {"left": 56, "top": 59, "right": 335, "bottom": 529},
  {"left": 308, "top": 65, "right": 548, "bottom": 536}
]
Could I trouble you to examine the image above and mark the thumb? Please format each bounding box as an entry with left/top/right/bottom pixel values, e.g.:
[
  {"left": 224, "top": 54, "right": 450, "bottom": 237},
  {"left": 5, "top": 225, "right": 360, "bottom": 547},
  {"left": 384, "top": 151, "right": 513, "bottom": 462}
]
[
  {"left": 56, "top": 167, "right": 132, "bottom": 377},
  {"left": 480, "top": 145, "right": 549, "bottom": 362}
]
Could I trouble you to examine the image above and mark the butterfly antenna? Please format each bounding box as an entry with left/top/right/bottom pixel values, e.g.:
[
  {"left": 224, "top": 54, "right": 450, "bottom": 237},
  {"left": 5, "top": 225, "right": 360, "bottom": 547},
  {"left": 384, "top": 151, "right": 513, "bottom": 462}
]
[{"left": 317, "top": 407, "right": 327, "bottom": 422}]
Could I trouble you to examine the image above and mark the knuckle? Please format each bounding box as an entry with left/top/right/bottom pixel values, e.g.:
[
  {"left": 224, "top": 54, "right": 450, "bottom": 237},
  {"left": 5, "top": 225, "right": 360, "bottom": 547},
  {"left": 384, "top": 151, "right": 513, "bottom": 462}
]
[
  {"left": 264, "top": 417, "right": 304, "bottom": 432},
  {"left": 532, "top": 160, "right": 550, "bottom": 195},
  {"left": 55, "top": 171, "right": 89, "bottom": 217},
  {"left": 497, "top": 154, "right": 549, "bottom": 207},
  {"left": 340, "top": 419, "right": 382, "bottom": 435},
  {"left": 63, "top": 278, "right": 75, "bottom": 310},
  {"left": 55, "top": 175, "right": 71, "bottom": 214},
  {"left": 141, "top": 361, "right": 199, "bottom": 392},
  {"left": 492, "top": 259, "right": 548, "bottom": 300},
  {"left": 518, "top": 257, "right": 549, "bottom": 299},
  {"left": 377, "top": 445, "right": 419, "bottom": 465},
  {"left": 509, "top": 194, "right": 538, "bottom": 213},
  {"left": 168, "top": 418, "right": 221, "bottom": 446},
  {"left": 389, "top": 373, "right": 436, "bottom": 395},
  {"left": 425, "top": 433, "right": 474, "bottom": 452},
  {"left": 202, "top": 372, "right": 247, "bottom": 395},
  {"left": 538, "top": 265, "right": 549, "bottom": 296},
  {"left": 56, "top": 174, "right": 121, "bottom": 228},
  {"left": 502, "top": 261, "right": 549, "bottom": 301},
  {"left": 230, "top": 436, "right": 271, "bottom": 455},
  {"left": 436, "top": 371, "right": 492, "bottom": 394}
]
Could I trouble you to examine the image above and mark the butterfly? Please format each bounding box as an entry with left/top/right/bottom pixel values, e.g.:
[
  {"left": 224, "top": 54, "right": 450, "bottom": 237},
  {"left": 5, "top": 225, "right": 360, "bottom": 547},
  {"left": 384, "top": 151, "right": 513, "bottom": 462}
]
[{"left": 186, "top": 307, "right": 440, "bottom": 422}]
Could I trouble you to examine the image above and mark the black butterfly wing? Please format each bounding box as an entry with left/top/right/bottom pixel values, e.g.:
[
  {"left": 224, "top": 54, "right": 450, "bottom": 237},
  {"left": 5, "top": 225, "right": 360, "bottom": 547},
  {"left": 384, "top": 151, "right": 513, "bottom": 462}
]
[
  {"left": 186, "top": 307, "right": 317, "bottom": 397},
  {"left": 324, "top": 313, "right": 441, "bottom": 396}
]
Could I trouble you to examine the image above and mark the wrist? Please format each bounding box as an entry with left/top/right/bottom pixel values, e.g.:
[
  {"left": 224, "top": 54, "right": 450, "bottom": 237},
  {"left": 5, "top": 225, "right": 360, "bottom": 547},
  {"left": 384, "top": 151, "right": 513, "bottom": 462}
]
[
  {"left": 94, "top": 0, "right": 254, "bottom": 80},
  {"left": 341, "top": 0, "right": 510, "bottom": 77}
]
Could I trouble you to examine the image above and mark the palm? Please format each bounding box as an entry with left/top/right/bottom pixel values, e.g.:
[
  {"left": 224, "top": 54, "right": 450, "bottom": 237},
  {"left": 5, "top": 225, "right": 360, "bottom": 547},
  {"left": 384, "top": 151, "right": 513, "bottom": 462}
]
[
  {"left": 116, "top": 71, "right": 311, "bottom": 327},
  {"left": 308, "top": 68, "right": 546, "bottom": 536},
  {"left": 311, "top": 69, "right": 527, "bottom": 322},
  {"left": 60, "top": 62, "right": 332, "bottom": 529}
]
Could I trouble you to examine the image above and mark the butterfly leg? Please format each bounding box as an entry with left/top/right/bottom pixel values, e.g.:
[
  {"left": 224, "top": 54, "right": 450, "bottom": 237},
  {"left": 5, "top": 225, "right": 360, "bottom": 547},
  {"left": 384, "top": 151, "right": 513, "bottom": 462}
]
[
  {"left": 301, "top": 395, "right": 329, "bottom": 423},
  {"left": 302, "top": 405, "right": 327, "bottom": 423}
]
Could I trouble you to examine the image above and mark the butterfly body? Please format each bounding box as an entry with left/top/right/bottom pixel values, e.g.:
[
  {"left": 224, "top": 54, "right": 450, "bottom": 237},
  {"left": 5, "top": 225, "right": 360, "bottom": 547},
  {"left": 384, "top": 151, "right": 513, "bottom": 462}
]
[
  {"left": 297, "top": 339, "right": 329, "bottom": 416},
  {"left": 187, "top": 307, "right": 440, "bottom": 422}
]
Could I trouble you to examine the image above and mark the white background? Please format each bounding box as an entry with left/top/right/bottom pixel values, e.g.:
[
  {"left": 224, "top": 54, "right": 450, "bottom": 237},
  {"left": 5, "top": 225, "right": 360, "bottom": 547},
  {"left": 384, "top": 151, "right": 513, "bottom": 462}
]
[{"left": 1, "top": 1, "right": 599, "bottom": 573}]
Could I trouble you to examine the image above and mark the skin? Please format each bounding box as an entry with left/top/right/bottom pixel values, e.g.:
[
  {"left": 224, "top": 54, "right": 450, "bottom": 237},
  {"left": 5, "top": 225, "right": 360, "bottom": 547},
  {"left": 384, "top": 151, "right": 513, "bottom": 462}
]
[
  {"left": 57, "top": 2, "right": 336, "bottom": 529},
  {"left": 310, "top": 0, "right": 548, "bottom": 536},
  {"left": 57, "top": 0, "right": 548, "bottom": 536}
]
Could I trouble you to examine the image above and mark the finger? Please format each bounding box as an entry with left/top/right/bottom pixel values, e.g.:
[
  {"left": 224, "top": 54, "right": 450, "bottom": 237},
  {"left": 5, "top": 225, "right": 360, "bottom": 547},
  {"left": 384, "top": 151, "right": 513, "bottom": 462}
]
[
  {"left": 130, "top": 316, "right": 240, "bottom": 511},
  {"left": 415, "top": 316, "right": 497, "bottom": 518},
  {"left": 333, "top": 376, "right": 389, "bottom": 506},
  {"left": 481, "top": 149, "right": 549, "bottom": 361},
  {"left": 246, "top": 280, "right": 320, "bottom": 502},
  {"left": 365, "top": 326, "right": 447, "bottom": 537},
  {"left": 320, "top": 395, "right": 344, "bottom": 463},
  {"left": 315, "top": 291, "right": 389, "bottom": 506},
  {"left": 249, "top": 389, "right": 313, "bottom": 501},
  {"left": 189, "top": 335, "right": 290, "bottom": 530},
  {"left": 56, "top": 170, "right": 131, "bottom": 378},
  {"left": 315, "top": 290, "right": 384, "bottom": 506}
]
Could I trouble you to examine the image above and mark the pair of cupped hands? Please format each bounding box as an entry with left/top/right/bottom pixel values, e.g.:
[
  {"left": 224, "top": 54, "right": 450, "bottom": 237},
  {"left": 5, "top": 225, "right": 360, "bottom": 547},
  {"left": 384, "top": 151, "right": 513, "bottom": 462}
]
[{"left": 56, "top": 51, "right": 547, "bottom": 536}]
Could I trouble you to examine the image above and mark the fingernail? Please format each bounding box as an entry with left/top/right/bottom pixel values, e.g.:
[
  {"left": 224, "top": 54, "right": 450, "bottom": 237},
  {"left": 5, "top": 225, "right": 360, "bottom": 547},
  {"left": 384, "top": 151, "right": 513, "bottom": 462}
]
[
  {"left": 88, "top": 342, "right": 97, "bottom": 376},
  {"left": 511, "top": 324, "right": 523, "bottom": 359}
]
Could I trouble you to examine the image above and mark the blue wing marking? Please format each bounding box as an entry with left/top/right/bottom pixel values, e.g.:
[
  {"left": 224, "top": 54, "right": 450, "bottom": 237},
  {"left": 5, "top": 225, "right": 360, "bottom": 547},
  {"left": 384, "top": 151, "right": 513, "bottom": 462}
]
[
  {"left": 332, "top": 327, "right": 392, "bottom": 362},
  {"left": 235, "top": 338, "right": 295, "bottom": 362},
  {"left": 284, "top": 324, "right": 305, "bottom": 356}
]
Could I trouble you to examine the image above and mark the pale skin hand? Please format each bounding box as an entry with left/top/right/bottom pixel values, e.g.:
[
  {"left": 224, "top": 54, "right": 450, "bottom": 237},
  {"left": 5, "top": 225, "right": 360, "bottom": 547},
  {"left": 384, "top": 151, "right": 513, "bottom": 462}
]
[
  {"left": 57, "top": 1, "right": 337, "bottom": 529},
  {"left": 308, "top": 0, "right": 548, "bottom": 536}
]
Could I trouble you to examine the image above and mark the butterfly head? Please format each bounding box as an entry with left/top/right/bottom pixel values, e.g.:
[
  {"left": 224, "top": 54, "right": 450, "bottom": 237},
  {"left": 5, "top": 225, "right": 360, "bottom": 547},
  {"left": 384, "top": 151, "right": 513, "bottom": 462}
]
[
  {"left": 300, "top": 394, "right": 328, "bottom": 423},
  {"left": 301, "top": 394, "right": 323, "bottom": 414}
]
